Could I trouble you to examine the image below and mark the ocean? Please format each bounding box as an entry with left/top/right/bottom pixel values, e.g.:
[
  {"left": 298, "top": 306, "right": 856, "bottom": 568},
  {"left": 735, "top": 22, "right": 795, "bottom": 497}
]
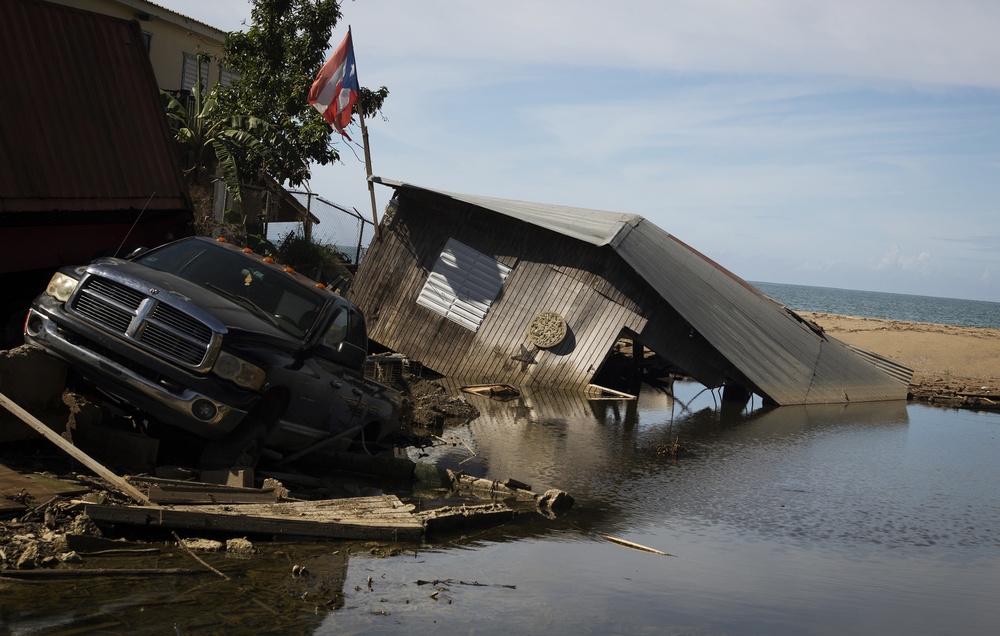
[{"left": 753, "top": 281, "right": 1000, "bottom": 330}]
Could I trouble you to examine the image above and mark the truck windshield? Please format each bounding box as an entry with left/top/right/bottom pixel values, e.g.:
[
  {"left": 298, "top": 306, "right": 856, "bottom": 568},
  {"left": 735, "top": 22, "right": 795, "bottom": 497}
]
[{"left": 135, "top": 239, "right": 327, "bottom": 338}]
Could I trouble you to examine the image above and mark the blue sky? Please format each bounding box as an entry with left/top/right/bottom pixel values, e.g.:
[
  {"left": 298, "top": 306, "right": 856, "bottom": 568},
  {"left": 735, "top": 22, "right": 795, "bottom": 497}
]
[{"left": 165, "top": 0, "right": 1000, "bottom": 302}]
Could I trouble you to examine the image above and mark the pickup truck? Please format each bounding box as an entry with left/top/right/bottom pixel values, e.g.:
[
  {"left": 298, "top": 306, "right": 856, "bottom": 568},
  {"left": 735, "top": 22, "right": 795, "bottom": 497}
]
[{"left": 24, "top": 236, "right": 402, "bottom": 470}]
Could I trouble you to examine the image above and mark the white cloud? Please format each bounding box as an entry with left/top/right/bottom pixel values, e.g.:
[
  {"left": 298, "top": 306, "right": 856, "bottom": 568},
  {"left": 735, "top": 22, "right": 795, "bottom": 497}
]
[
  {"left": 798, "top": 260, "right": 846, "bottom": 272},
  {"left": 871, "top": 245, "right": 932, "bottom": 272},
  {"left": 164, "top": 1, "right": 1000, "bottom": 87}
]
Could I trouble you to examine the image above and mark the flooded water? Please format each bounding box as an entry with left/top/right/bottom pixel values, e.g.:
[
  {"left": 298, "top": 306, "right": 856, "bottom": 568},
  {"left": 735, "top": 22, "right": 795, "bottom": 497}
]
[{"left": 3, "top": 382, "right": 1000, "bottom": 635}]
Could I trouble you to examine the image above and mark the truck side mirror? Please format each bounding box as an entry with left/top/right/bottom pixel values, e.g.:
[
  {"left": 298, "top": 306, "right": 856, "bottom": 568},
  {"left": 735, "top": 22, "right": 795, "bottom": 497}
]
[{"left": 316, "top": 340, "right": 367, "bottom": 371}]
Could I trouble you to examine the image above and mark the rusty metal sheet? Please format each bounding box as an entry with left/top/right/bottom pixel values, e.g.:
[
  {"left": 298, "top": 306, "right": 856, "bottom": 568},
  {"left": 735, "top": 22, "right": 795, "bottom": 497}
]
[{"left": 0, "top": 0, "right": 189, "bottom": 215}]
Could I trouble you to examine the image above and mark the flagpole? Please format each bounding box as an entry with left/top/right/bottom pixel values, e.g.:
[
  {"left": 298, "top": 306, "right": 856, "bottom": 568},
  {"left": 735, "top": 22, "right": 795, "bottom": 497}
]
[
  {"left": 358, "top": 109, "right": 381, "bottom": 239},
  {"left": 307, "top": 25, "right": 378, "bottom": 239}
]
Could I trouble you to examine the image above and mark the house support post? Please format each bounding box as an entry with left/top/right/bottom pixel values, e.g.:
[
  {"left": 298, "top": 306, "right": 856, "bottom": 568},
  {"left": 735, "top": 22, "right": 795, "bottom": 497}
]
[
  {"left": 722, "top": 381, "right": 751, "bottom": 405},
  {"left": 630, "top": 337, "right": 644, "bottom": 394}
]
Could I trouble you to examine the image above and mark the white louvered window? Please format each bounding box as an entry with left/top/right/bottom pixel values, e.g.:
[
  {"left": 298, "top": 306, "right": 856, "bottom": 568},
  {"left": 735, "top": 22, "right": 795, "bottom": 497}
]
[
  {"left": 181, "top": 52, "right": 210, "bottom": 93},
  {"left": 219, "top": 66, "right": 241, "bottom": 87},
  {"left": 417, "top": 238, "right": 511, "bottom": 331}
]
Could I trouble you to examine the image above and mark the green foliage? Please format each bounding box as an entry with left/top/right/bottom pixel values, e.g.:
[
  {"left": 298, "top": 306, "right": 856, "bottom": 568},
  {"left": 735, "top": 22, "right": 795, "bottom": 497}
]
[
  {"left": 162, "top": 0, "right": 390, "bottom": 245},
  {"left": 358, "top": 86, "right": 390, "bottom": 120},
  {"left": 219, "top": 0, "right": 381, "bottom": 187},
  {"left": 162, "top": 75, "right": 275, "bottom": 204},
  {"left": 275, "top": 231, "right": 353, "bottom": 286}
]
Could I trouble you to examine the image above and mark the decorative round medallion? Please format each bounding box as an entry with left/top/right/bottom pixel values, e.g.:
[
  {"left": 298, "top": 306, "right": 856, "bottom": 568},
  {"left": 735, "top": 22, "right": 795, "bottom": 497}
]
[{"left": 527, "top": 311, "right": 567, "bottom": 348}]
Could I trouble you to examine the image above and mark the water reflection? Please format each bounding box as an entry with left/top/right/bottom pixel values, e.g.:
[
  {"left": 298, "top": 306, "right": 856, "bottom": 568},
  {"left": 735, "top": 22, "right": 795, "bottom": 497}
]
[
  {"left": 394, "top": 383, "right": 1000, "bottom": 634},
  {"left": 424, "top": 382, "right": 917, "bottom": 544},
  {"left": 0, "top": 543, "right": 351, "bottom": 635}
]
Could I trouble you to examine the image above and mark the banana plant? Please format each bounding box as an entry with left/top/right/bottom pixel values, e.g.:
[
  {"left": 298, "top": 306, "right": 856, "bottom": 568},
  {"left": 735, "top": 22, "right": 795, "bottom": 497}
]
[{"left": 161, "top": 79, "right": 274, "bottom": 205}]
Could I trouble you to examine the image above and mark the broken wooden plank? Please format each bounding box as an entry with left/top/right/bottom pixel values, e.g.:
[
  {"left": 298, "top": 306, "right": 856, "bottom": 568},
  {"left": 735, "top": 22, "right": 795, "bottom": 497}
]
[
  {"left": 126, "top": 476, "right": 281, "bottom": 505},
  {"left": 584, "top": 383, "right": 637, "bottom": 400},
  {"left": 0, "top": 392, "right": 152, "bottom": 506},
  {"left": 461, "top": 384, "right": 521, "bottom": 400},
  {"left": 419, "top": 503, "right": 517, "bottom": 537},
  {"left": 82, "top": 495, "right": 425, "bottom": 542},
  {"left": 171, "top": 531, "right": 229, "bottom": 580},
  {"left": 446, "top": 470, "right": 538, "bottom": 503},
  {"left": 55, "top": 534, "right": 162, "bottom": 558},
  {"left": 145, "top": 484, "right": 279, "bottom": 505},
  {"left": 600, "top": 534, "right": 674, "bottom": 556}
]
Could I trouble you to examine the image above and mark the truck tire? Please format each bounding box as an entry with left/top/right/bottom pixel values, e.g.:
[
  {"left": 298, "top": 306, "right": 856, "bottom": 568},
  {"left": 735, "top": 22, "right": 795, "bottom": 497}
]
[{"left": 199, "top": 411, "right": 271, "bottom": 471}]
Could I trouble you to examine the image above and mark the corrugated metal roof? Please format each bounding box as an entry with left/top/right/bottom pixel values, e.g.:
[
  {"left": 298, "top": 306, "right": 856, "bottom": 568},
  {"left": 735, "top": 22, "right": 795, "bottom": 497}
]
[
  {"left": 370, "top": 177, "right": 912, "bottom": 405},
  {"left": 0, "top": 0, "right": 190, "bottom": 214},
  {"left": 373, "top": 178, "right": 640, "bottom": 246}
]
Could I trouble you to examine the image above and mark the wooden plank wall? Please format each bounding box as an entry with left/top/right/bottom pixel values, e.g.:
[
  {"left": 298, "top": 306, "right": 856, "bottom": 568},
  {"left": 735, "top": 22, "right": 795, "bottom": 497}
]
[{"left": 349, "top": 191, "right": 700, "bottom": 389}]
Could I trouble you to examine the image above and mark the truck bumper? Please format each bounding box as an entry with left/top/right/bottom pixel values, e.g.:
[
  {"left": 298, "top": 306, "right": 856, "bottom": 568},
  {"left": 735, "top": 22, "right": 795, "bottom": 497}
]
[{"left": 24, "top": 306, "right": 247, "bottom": 439}]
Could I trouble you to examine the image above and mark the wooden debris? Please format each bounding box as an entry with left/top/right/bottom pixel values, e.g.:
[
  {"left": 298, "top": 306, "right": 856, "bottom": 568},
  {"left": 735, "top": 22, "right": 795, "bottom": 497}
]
[
  {"left": 77, "top": 484, "right": 563, "bottom": 542},
  {"left": 416, "top": 578, "right": 517, "bottom": 590},
  {"left": 172, "top": 531, "right": 229, "bottom": 580},
  {"left": 0, "top": 391, "right": 152, "bottom": 506},
  {"left": 81, "top": 495, "right": 426, "bottom": 542},
  {"left": 461, "top": 384, "right": 520, "bottom": 400},
  {"left": 584, "top": 384, "right": 637, "bottom": 400},
  {"left": 600, "top": 534, "right": 674, "bottom": 556},
  {"left": 62, "top": 533, "right": 159, "bottom": 554},
  {"left": 126, "top": 476, "right": 281, "bottom": 505},
  {"left": 419, "top": 503, "right": 516, "bottom": 537},
  {"left": 446, "top": 470, "right": 538, "bottom": 503}
]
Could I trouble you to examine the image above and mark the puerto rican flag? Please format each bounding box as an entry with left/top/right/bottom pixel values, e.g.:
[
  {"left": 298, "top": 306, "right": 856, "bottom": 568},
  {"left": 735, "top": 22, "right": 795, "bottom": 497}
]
[{"left": 308, "top": 29, "right": 359, "bottom": 140}]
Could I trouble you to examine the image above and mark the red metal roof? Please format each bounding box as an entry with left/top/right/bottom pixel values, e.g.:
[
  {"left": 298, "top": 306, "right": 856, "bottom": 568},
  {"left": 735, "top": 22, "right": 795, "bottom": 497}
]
[{"left": 0, "top": 0, "right": 191, "bottom": 215}]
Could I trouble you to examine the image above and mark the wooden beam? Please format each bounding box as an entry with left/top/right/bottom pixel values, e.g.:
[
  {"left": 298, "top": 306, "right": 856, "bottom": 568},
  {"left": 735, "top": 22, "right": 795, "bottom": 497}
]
[
  {"left": 145, "top": 484, "right": 279, "bottom": 505},
  {"left": 0, "top": 391, "right": 153, "bottom": 506},
  {"left": 83, "top": 495, "right": 425, "bottom": 542}
]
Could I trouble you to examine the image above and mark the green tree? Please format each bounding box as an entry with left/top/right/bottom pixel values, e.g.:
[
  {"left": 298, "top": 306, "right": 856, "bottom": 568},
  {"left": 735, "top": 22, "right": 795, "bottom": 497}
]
[
  {"left": 162, "top": 77, "right": 274, "bottom": 206},
  {"left": 219, "top": 0, "right": 388, "bottom": 187}
]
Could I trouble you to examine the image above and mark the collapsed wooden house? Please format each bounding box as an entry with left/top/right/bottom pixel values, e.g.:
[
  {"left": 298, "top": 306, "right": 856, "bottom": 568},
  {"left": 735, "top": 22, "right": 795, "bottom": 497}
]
[{"left": 348, "top": 178, "right": 912, "bottom": 406}]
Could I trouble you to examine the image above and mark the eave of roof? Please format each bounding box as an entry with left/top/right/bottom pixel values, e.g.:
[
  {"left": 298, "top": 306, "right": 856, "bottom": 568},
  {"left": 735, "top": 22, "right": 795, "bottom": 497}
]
[{"left": 372, "top": 177, "right": 641, "bottom": 247}]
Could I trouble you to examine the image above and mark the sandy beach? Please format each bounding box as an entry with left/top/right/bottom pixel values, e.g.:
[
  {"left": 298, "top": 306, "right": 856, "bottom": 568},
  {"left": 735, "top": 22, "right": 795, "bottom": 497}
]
[{"left": 801, "top": 312, "right": 1000, "bottom": 408}]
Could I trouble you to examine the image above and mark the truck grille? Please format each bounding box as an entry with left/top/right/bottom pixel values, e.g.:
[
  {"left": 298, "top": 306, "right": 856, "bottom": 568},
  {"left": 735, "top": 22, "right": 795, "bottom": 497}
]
[{"left": 72, "top": 276, "right": 215, "bottom": 368}]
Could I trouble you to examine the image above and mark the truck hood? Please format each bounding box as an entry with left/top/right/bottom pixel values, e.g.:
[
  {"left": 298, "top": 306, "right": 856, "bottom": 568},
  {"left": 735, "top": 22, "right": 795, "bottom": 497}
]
[{"left": 86, "top": 259, "right": 308, "bottom": 349}]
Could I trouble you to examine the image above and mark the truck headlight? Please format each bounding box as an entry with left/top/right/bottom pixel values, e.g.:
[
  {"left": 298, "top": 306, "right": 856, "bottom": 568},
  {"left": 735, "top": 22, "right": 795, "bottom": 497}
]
[
  {"left": 213, "top": 351, "right": 265, "bottom": 390},
  {"left": 45, "top": 272, "right": 79, "bottom": 303}
]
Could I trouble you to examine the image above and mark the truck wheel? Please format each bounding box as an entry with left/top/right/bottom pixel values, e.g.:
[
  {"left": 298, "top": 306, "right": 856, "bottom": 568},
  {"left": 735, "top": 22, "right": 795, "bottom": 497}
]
[{"left": 199, "top": 415, "right": 269, "bottom": 471}]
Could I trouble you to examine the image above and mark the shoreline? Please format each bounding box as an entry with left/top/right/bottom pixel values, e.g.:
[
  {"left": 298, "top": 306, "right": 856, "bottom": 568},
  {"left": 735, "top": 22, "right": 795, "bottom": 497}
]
[{"left": 800, "top": 312, "right": 1000, "bottom": 409}]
